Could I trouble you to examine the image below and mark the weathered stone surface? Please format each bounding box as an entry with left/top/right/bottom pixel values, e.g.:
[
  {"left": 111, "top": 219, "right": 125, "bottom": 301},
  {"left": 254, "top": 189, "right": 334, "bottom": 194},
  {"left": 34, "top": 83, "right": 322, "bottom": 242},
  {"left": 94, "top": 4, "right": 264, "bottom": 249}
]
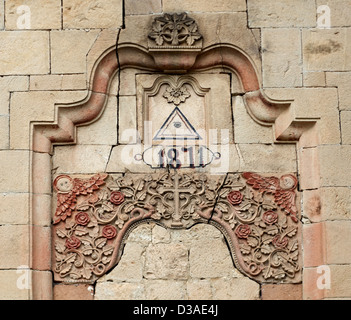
[
  {"left": 163, "top": 0, "right": 247, "bottom": 12},
  {"left": 0, "top": 225, "right": 29, "bottom": 268},
  {"left": 95, "top": 282, "right": 145, "bottom": 300},
  {"left": 0, "top": 0, "right": 4, "bottom": 30},
  {"left": 303, "top": 72, "right": 326, "bottom": 87},
  {"left": 0, "top": 76, "right": 29, "bottom": 115},
  {"left": 51, "top": 30, "right": 100, "bottom": 74},
  {"left": 0, "top": 270, "right": 30, "bottom": 300},
  {"left": 211, "top": 277, "right": 260, "bottom": 300},
  {"left": 145, "top": 280, "right": 186, "bottom": 300},
  {"left": 119, "top": 96, "right": 137, "bottom": 144},
  {"left": 53, "top": 145, "right": 112, "bottom": 174},
  {"left": 262, "top": 28, "right": 302, "bottom": 87},
  {"left": 0, "top": 193, "right": 29, "bottom": 225},
  {"left": 304, "top": 188, "right": 351, "bottom": 221},
  {"left": 233, "top": 96, "right": 272, "bottom": 144},
  {"left": 152, "top": 225, "right": 171, "bottom": 244},
  {"left": 326, "top": 72, "right": 351, "bottom": 110},
  {"left": 30, "top": 74, "right": 87, "bottom": 91},
  {"left": 63, "top": 0, "right": 123, "bottom": 29},
  {"left": 341, "top": 111, "right": 351, "bottom": 144},
  {"left": 103, "top": 243, "right": 144, "bottom": 282},
  {"left": 303, "top": 28, "right": 351, "bottom": 71},
  {"left": 316, "top": 0, "right": 351, "bottom": 28},
  {"left": 247, "top": 0, "right": 316, "bottom": 27},
  {"left": 0, "top": 31, "right": 49, "bottom": 75},
  {"left": 6, "top": 0, "right": 61, "bottom": 30},
  {"left": 325, "top": 221, "right": 351, "bottom": 264},
  {"left": 0, "top": 151, "right": 30, "bottom": 193},
  {"left": 318, "top": 145, "right": 351, "bottom": 186},
  {"left": 187, "top": 279, "right": 213, "bottom": 300},
  {"left": 0, "top": 116, "right": 8, "bottom": 149},
  {"left": 125, "top": 0, "right": 162, "bottom": 15},
  {"left": 144, "top": 243, "right": 188, "bottom": 280}
]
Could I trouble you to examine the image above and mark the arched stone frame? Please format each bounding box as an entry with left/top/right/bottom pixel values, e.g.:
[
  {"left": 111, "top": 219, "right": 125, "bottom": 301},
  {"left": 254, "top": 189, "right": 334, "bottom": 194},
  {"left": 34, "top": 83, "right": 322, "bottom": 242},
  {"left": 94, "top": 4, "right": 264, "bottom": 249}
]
[{"left": 29, "top": 26, "right": 322, "bottom": 299}]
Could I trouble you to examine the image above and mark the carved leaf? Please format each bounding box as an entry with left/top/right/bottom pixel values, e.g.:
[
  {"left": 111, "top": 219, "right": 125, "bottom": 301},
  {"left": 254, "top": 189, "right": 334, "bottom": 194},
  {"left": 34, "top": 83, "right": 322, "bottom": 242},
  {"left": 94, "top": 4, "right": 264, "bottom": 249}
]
[
  {"left": 55, "top": 242, "right": 66, "bottom": 254},
  {"left": 96, "top": 238, "right": 107, "bottom": 249},
  {"left": 240, "top": 243, "right": 251, "bottom": 255},
  {"left": 56, "top": 228, "right": 67, "bottom": 239},
  {"left": 247, "top": 237, "right": 259, "bottom": 248},
  {"left": 75, "top": 226, "right": 88, "bottom": 236}
]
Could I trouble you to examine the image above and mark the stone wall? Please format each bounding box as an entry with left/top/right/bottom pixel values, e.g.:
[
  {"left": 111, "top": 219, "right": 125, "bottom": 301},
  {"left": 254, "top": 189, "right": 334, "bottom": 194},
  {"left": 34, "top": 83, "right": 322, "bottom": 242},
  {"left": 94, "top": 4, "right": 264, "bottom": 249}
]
[{"left": 0, "top": 0, "right": 350, "bottom": 300}]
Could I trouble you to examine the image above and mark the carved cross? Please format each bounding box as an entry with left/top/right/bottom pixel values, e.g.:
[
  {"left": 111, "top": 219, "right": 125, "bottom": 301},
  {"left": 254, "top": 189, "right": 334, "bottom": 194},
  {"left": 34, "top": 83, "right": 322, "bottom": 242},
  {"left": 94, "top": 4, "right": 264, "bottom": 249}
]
[{"left": 157, "top": 171, "right": 197, "bottom": 227}]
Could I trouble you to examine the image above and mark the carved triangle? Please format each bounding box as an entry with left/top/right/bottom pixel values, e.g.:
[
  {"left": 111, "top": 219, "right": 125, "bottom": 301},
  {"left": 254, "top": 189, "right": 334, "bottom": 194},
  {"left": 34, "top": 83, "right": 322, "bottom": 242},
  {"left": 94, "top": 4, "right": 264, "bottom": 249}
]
[{"left": 153, "top": 107, "right": 202, "bottom": 141}]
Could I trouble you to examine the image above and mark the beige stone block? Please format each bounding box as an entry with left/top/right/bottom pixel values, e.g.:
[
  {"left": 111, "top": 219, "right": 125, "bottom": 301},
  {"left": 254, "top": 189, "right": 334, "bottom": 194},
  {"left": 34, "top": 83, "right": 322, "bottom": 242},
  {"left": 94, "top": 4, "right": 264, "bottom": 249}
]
[
  {"left": 262, "top": 28, "right": 302, "bottom": 87},
  {"left": 298, "top": 147, "right": 320, "bottom": 190},
  {"left": 0, "top": 76, "right": 29, "bottom": 115},
  {"left": 125, "top": 0, "right": 162, "bottom": 15},
  {"left": 152, "top": 224, "right": 171, "bottom": 244},
  {"left": 236, "top": 144, "right": 297, "bottom": 173},
  {"left": 0, "top": 270, "right": 30, "bottom": 300},
  {"left": 189, "top": 237, "right": 236, "bottom": 279},
  {"left": 95, "top": 282, "right": 145, "bottom": 300},
  {"left": 63, "top": 0, "right": 123, "bottom": 29},
  {"left": 0, "top": 116, "right": 8, "bottom": 149},
  {"left": 0, "top": 150, "right": 30, "bottom": 193},
  {"left": 326, "top": 265, "right": 351, "bottom": 298},
  {"left": 110, "top": 68, "right": 147, "bottom": 97},
  {"left": 5, "top": 0, "right": 61, "bottom": 30},
  {"left": 318, "top": 145, "right": 351, "bottom": 187},
  {"left": 233, "top": 96, "right": 272, "bottom": 144},
  {"left": 0, "top": 225, "right": 30, "bottom": 268},
  {"left": 0, "top": 193, "right": 29, "bottom": 225},
  {"left": 341, "top": 111, "right": 351, "bottom": 144},
  {"left": 53, "top": 145, "right": 112, "bottom": 174},
  {"left": 304, "top": 72, "right": 326, "bottom": 87},
  {"left": 316, "top": 0, "right": 351, "bottom": 27},
  {"left": 126, "top": 223, "right": 153, "bottom": 244},
  {"left": 119, "top": 96, "right": 137, "bottom": 144},
  {"left": 32, "top": 152, "right": 52, "bottom": 195},
  {"left": 247, "top": 0, "right": 316, "bottom": 27},
  {"left": 303, "top": 28, "right": 351, "bottom": 71},
  {"left": 77, "top": 95, "right": 117, "bottom": 145},
  {"left": 325, "top": 221, "right": 351, "bottom": 264},
  {"left": 144, "top": 243, "right": 188, "bottom": 280},
  {"left": 0, "top": 31, "right": 49, "bottom": 75},
  {"left": 163, "top": 0, "right": 247, "bottom": 12},
  {"left": 32, "top": 194, "right": 52, "bottom": 227},
  {"left": 145, "top": 280, "right": 186, "bottom": 300},
  {"left": 106, "top": 145, "right": 156, "bottom": 174},
  {"left": 187, "top": 279, "right": 213, "bottom": 300},
  {"left": 211, "top": 277, "right": 260, "bottom": 300},
  {"left": 326, "top": 72, "right": 351, "bottom": 110},
  {"left": 30, "top": 74, "right": 87, "bottom": 91},
  {"left": 102, "top": 242, "right": 144, "bottom": 282},
  {"left": 51, "top": 30, "right": 100, "bottom": 74}
]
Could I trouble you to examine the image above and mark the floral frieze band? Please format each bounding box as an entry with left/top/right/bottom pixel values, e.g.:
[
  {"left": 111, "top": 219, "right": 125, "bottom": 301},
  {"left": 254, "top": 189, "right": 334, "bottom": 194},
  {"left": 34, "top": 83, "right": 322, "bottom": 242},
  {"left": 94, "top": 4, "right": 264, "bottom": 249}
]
[{"left": 53, "top": 172, "right": 301, "bottom": 284}]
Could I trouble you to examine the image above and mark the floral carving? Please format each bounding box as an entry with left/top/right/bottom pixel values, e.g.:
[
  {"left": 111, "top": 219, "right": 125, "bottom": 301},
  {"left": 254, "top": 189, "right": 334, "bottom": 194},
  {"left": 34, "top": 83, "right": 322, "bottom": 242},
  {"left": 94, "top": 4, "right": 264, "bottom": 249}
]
[
  {"left": 163, "top": 85, "right": 191, "bottom": 106},
  {"left": 148, "top": 13, "right": 202, "bottom": 47},
  {"left": 53, "top": 172, "right": 301, "bottom": 283}
]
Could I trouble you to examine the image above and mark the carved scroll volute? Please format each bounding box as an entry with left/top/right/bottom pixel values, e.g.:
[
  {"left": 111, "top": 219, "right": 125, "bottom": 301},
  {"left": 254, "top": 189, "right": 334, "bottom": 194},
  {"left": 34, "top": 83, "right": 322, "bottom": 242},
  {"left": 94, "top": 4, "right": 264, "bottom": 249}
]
[{"left": 148, "top": 13, "right": 203, "bottom": 72}]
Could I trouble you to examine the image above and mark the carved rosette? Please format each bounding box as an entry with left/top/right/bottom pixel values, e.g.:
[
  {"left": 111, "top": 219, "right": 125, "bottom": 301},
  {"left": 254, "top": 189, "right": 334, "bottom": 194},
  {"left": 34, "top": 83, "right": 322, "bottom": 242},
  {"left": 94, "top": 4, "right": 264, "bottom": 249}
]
[{"left": 53, "top": 172, "right": 301, "bottom": 284}]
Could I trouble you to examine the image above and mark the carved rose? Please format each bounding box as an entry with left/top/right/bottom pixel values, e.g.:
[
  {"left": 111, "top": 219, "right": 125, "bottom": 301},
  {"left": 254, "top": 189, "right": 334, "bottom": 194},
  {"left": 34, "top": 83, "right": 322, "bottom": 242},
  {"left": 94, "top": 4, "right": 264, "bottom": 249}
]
[
  {"left": 235, "top": 224, "right": 251, "bottom": 239},
  {"left": 262, "top": 211, "right": 278, "bottom": 225},
  {"left": 110, "top": 191, "right": 125, "bottom": 206},
  {"left": 272, "top": 235, "right": 289, "bottom": 249},
  {"left": 227, "top": 191, "right": 243, "bottom": 205},
  {"left": 102, "top": 225, "right": 117, "bottom": 240},
  {"left": 65, "top": 236, "right": 81, "bottom": 250},
  {"left": 75, "top": 212, "right": 90, "bottom": 226}
]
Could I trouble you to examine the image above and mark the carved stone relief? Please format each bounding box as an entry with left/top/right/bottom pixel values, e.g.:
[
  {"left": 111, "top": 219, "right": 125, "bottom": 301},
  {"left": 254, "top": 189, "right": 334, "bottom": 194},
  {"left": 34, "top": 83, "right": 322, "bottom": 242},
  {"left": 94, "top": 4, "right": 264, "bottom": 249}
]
[{"left": 53, "top": 171, "right": 301, "bottom": 284}]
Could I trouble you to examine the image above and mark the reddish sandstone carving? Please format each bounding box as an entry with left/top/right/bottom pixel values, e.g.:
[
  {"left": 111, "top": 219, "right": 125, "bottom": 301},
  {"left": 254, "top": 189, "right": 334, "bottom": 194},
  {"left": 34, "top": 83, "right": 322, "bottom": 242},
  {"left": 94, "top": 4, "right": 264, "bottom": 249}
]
[{"left": 53, "top": 172, "right": 301, "bottom": 284}]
